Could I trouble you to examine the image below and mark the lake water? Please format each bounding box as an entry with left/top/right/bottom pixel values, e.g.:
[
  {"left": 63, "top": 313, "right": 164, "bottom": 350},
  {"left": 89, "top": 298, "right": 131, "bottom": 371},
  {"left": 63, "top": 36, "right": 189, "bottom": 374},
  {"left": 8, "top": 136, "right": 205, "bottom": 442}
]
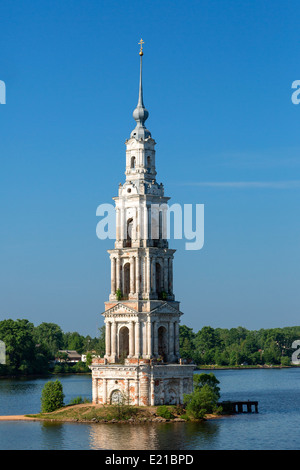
[{"left": 0, "top": 368, "right": 299, "bottom": 450}]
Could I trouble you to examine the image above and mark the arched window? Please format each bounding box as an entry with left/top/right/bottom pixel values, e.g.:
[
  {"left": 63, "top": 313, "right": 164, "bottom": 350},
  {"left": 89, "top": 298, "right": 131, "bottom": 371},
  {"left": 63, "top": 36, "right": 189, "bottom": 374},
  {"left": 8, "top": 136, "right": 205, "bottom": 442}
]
[
  {"left": 110, "top": 390, "right": 123, "bottom": 404},
  {"left": 158, "top": 326, "right": 168, "bottom": 361},
  {"left": 123, "top": 263, "right": 130, "bottom": 295},
  {"left": 147, "top": 156, "right": 151, "bottom": 168},
  {"left": 119, "top": 326, "right": 129, "bottom": 359},
  {"left": 126, "top": 218, "right": 133, "bottom": 247},
  {"left": 131, "top": 156, "right": 136, "bottom": 169}
]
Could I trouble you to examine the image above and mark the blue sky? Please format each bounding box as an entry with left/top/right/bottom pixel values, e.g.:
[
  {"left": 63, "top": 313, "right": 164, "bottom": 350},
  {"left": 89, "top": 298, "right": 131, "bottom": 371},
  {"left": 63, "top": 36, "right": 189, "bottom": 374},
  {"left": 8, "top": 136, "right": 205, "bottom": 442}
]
[{"left": 1, "top": 0, "right": 300, "bottom": 336}]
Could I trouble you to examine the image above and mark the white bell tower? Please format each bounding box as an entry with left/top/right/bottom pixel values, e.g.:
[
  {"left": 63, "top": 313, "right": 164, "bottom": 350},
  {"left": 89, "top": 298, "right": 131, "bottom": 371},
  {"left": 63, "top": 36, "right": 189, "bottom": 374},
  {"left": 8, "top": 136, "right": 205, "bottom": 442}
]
[{"left": 91, "top": 40, "right": 194, "bottom": 406}]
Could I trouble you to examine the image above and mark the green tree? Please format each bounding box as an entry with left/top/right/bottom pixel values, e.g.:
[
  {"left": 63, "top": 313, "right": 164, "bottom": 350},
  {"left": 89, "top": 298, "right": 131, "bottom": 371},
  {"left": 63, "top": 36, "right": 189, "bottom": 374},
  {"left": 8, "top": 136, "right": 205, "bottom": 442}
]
[
  {"left": 33, "top": 322, "right": 64, "bottom": 358},
  {"left": 0, "top": 319, "right": 36, "bottom": 373},
  {"left": 85, "top": 352, "right": 93, "bottom": 366},
  {"left": 96, "top": 326, "right": 106, "bottom": 356},
  {"left": 194, "top": 326, "right": 220, "bottom": 364},
  {"left": 183, "top": 373, "right": 221, "bottom": 420},
  {"left": 41, "top": 380, "right": 65, "bottom": 413},
  {"left": 193, "top": 373, "right": 221, "bottom": 399},
  {"left": 179, "top": 325, "right": 195, "bottom": 359},
  {"left": 63, "top": 332, "right": 85, "bottom": 353}
]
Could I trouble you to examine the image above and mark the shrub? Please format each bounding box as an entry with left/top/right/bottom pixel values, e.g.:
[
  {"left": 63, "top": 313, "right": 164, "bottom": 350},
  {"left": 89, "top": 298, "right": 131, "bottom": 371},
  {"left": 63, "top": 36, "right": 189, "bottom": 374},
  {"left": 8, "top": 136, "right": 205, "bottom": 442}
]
[
  {"left": 41, "top": 380, "right": 65, "bottom": 413},
  {"left": 281, "top": 356, "right": 291, "bottom": 366},
  {"left": 116, "top": 289, "right": 122, "bottom": 301},
  {"left": 183, "top": 373, "right": 222, "bottom": 420},
  {"left": 156, "top": 405, "right": 174, "bottom": 419},
  {"left": 69, "top": 396, "right": 90, "bottom": 405}
]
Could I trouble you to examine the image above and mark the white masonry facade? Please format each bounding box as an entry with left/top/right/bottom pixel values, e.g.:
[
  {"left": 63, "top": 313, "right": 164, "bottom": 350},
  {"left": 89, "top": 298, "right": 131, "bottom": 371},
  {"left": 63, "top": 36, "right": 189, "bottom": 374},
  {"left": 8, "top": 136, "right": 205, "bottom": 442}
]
[{"left": 90, "top": 44, "right": 194, "bottom": 406}]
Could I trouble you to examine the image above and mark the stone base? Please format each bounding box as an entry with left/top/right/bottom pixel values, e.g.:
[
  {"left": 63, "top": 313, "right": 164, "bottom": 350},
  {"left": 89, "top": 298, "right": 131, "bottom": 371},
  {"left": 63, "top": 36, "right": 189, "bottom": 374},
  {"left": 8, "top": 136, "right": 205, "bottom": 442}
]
[{"left": 90, "top": 362, "right": 195, "bottom": 406}]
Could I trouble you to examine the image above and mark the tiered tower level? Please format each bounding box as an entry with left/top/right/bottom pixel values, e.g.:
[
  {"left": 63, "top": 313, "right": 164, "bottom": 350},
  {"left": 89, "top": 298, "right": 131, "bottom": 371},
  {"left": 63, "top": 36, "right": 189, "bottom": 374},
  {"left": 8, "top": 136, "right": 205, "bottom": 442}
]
[{"left": 91, "top": 41, "right": 194, "bottom": 406}]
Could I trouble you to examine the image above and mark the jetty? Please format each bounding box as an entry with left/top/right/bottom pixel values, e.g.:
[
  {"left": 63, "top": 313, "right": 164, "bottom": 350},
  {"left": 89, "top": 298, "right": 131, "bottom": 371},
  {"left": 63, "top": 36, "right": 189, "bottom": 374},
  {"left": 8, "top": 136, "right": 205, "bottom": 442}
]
[{"left": 219, "top": 400, "right": 258, "bottom": 414}]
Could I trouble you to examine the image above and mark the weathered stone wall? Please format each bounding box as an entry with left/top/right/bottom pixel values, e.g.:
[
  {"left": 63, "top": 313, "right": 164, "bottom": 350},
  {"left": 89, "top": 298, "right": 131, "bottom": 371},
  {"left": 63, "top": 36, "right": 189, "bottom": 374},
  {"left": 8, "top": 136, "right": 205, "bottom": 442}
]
[{"left": 90, "top": 363, "right": 194, "bottom": 406}]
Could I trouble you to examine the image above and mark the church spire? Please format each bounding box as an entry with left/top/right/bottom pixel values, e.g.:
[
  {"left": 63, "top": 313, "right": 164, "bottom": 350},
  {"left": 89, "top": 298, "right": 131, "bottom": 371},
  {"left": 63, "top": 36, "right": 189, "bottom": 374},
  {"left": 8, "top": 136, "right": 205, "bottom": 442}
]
[{"left": 130, "top": 39, "right": 151, "bottom": 140}]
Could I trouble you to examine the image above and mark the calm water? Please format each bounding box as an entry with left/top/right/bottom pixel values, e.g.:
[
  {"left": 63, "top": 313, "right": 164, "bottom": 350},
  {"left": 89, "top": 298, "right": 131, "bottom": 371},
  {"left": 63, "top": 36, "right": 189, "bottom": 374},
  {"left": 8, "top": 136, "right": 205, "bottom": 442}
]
[{"left": 0, "top": 369, "right": 299, "bottom": 450}]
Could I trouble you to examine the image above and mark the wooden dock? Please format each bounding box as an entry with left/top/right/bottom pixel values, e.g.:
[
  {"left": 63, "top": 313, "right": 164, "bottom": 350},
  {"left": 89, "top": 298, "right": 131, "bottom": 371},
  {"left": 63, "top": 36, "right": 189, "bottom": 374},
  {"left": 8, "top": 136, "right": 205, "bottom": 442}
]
[{"left": 219, "top": 400, "right": 258, "bottom": 414}]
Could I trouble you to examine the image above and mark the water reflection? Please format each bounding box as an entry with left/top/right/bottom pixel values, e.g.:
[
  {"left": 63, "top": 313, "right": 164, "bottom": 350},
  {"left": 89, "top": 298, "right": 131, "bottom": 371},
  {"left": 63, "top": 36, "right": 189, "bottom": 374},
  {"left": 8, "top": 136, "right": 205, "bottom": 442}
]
[
  {"left": 88, "top": 421, "right": 221, "bottom": 450},
  {"left": 41, "top": 422, "right": 66, "bottom": 450}
]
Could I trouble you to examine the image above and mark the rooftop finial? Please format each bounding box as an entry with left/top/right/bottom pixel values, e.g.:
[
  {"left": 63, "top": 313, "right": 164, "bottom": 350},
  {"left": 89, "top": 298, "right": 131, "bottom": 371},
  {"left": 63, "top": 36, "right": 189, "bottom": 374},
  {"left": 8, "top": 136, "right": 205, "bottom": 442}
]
[
  {"left": 138, "top": 38, "right": 144, "bottom": 56},
  {"left": 130, "top": 38, "right": 151, "bottom": 140}
]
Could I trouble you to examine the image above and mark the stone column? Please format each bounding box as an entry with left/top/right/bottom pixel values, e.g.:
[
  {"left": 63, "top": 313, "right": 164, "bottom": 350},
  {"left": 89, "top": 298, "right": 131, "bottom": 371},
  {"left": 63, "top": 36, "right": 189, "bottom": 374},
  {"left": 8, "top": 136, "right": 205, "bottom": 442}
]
[
  {"left": 175, "top": 321, "right": 180, "bottom": 357},
  {"left": 153, "top": 321, "right": 158, "bottom": 356},
  {"left": 120, "top": 202, "right": 125, "bottom": 243},
  {"left": 103, "top": 378, "right": 107, "bottom": 404},
  {"left": 169, "top": 320, "right": 174, "bottom": 359},
  {"left": 150, "top": 377, "right": 155, "bottom": 406},
  {"left": 147, "top": 319, "right": 152, "bottom": 357},
  {"left": 144, "top": 204, "right": 148, "bottom": 242},
  {"left": 135, "top": 379, "right": 139, "bottom": 406},
  {"left": 116, "top": 208, "right": 120, "bottom": 240},
  {"left": 142, "top": 322, "right": 147, "bottom": 357},
  {"left": 135, "top": 255, "right": 140, "bottom": 295},
  {"left": 130, "top": 256, "right": 135, "bottom": 295},
  {"left": 105, "top": 321, "right": 111, "bottom": 357},
  {"left": 111, "top": 320, "right": 117, "bottom": 361},
  {"left": 129, "top": 321, "right": 135, "bottom": 357},
  {"left": 137, "top": 205, "right": 142, "bottom": 242},
  {"left": 110, "top": 256, "right": 116, "bottom": 295},
  {"left": 116, "top": 257, "right": 121, "bottom": 292},
  {"left": 168, "top": 258, "right": 173, "bottom": 294},
  {"left": 135, "top": 319, "right": 140, "bottom": 358},
  {"left": 92, "top": 377, "right": 98, "bottom": 404},
  {"left": 164, "top": 258, "right": 169, "bottom": 293},
  {"left": 146, "top": 254, "right": 151, "bottom": 295},
  {"left": 151, "top": 257, "right": 156, "bottom": 294}
]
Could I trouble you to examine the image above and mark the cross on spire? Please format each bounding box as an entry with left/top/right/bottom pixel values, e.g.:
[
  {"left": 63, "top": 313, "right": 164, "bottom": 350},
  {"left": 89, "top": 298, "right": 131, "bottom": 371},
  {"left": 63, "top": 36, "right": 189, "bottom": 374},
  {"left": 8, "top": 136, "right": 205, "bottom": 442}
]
[{"left": 138, "top": 38, "right": 144, "bottom": 56}]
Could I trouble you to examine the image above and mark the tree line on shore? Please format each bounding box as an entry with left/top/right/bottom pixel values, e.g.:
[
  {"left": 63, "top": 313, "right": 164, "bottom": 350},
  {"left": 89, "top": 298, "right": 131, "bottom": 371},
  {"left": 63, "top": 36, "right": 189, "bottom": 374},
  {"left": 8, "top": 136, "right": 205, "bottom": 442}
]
[
  {"left": 0, "top": 319, "right": 105, "bottom": 375},
  {"left": 0, "top": 318, "right": 300, "bottom": 375},
  {"left": 180, "top": 324, "right": 300, "bottom": 366}
]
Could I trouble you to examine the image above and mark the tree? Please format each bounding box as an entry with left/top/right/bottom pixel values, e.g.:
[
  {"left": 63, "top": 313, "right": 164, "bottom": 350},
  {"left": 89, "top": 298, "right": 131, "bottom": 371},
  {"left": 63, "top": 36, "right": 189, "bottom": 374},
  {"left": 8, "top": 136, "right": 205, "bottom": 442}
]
[
  {"left": 184, "top": 384, "right": 220, "bottom": 419},
  {"left": 179, "top": 325, "right": 195, "bottom": 359},
  {"left": 193, "top": 373, "right": 221, "bottom": 400},
  {"left": 0, "top": 319, "right": 36, "bottom": 373},
  {"left": 96, "top": 326, "right": 106, "bottom": 356},
  {"left": 41, "top": 380, "right": 65, "bottom": 413},
  {"left": 63, "top": 331, "right": 85, "bottom": 353},
  {"left": 183, "top": 373, "right": 221, "bottom": 420},
  {"left": 33, "top": 322, "right": 64, "bottom": 358}
]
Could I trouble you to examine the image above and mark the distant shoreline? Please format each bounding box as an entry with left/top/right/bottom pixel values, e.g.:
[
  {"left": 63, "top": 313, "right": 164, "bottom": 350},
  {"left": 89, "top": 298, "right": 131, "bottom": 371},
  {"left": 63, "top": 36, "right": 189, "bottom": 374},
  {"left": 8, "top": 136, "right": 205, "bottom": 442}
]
[{"left": 1, "top": 364, "right": 299, "bottom": 380}]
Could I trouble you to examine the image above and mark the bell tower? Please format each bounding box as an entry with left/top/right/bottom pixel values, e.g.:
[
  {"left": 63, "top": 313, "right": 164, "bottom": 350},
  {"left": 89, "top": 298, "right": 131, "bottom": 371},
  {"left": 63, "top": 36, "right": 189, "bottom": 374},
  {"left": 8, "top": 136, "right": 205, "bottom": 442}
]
[{"left": 91, "top": 40, "right": 194, "bottom": 406}]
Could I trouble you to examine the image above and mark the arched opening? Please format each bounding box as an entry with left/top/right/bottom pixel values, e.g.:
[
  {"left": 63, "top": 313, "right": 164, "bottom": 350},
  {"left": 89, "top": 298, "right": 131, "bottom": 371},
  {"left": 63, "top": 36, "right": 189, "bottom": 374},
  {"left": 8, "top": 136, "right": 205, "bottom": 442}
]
[
  {"left": 126, "top": 218, "right": 133, "bottom": 247},
  {"left": 110, "top": 389, "right": 123, "bottom": 404},
  {"left": 119, "top": 326, "right": 129, "bottom": 359},
  {"left": 131, "top": 156, "right": 136, "bottom": 169},
  {"left": 147, "top": 156, "right": 151, "bottom": 168},
  {"left": 158, "top": 326, "right": 168, "bottom": 361},
  {"left": 165, "top": 388, "right": 177, "bottom": 405},
  {"left": 156, "top": 262, "right": 162, "bottom": 295},
  {"left": 123, "top": 263, "right": 130, "bottom": 296}
]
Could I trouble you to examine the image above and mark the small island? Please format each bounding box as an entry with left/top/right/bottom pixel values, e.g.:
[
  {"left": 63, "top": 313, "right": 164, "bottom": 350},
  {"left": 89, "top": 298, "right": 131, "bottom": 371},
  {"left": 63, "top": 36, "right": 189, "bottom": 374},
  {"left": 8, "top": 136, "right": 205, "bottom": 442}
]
[
  {"left": 0, "top": 373, "right": 224, "bottom": 424},
  {"left": 23, "top": 403, "right": 221, "bottom": 424}
]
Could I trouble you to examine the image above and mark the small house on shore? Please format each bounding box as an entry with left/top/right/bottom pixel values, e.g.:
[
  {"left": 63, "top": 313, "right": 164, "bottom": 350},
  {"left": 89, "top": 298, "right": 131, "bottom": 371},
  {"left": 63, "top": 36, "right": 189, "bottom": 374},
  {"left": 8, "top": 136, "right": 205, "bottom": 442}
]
[{"left": 56, "top": 350, "right": 82, "bottom": 363}]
